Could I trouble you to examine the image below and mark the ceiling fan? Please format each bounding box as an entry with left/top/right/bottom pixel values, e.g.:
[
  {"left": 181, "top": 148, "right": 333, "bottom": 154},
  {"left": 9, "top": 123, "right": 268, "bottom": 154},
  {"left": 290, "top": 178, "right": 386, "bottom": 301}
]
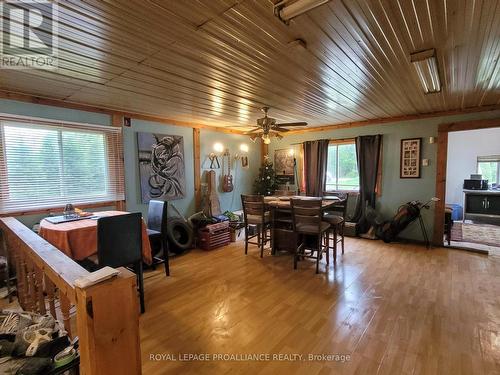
[{"left": 244, "top": 107, "right": 308, "bottom": 144}]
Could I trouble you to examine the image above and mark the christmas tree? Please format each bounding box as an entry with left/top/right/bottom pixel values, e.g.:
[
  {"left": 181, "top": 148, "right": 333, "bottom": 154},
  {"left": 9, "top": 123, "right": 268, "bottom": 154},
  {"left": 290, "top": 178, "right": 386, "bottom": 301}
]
[{"left": 253, "top": 157, "right": 278, "bottom": 196}]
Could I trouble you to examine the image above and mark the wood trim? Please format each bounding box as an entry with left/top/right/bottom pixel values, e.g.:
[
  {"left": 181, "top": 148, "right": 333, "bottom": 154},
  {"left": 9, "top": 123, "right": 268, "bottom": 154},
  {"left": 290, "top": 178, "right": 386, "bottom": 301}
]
[
  {"left": 111, "top": 113, "right": 123, "bottom": 128},
  {"left": 0, "top": 90, "right": 245, "bottom": 135},
  {"left": 432, "top": 117, "right": 500, "bottom": 246},
  {"left": 0, "top": 201, "right": 118, "bottom": 218},
  {"left": 261, "top": 140, "right": 269, "bottom": 165},
  {"left": 285, "top": 105, "right": 500, "bottom": 135},
  {"left": 193, "top": 128, "right": 201, "bottom": 210},
  {"left": 329, "top": 138, "right": 356, "bottom": 145},
  {"left": 438, "top": 118, "right": 500, "bottom": 132},
  {"left": 433, "top": 130, "right": 448, "bottom": 246}
]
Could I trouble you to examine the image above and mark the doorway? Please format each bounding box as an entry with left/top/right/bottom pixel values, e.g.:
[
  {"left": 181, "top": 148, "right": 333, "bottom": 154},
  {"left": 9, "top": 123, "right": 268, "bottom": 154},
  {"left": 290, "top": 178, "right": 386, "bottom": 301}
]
[{"left": 433, "top": 118, "right": 500, "bottom": 255}]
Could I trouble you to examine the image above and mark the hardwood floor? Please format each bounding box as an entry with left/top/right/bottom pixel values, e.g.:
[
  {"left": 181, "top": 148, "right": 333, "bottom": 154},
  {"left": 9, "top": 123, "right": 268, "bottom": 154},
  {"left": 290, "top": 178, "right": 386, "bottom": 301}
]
[{"left": 140, "top": 238, "right": 500, "bottom": 375}]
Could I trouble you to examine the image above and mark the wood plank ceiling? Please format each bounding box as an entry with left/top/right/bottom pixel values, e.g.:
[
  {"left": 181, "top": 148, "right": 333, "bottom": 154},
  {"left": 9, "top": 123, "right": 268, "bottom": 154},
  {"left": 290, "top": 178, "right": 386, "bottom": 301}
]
[{"left": 0, "top": 0, "right": 499, "bottom": 129}]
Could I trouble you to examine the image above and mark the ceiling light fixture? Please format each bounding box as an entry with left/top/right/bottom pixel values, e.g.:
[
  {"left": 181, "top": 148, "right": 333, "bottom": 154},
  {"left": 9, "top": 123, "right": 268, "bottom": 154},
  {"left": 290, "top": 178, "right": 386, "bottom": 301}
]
[
  {"left": 274, "top": 0, "right": 331, "bottom": 23},
  {"left": 262, "top": 134, "right": 271, "bottom": 145},
  {"left": 410, "top": 48, "right": 441, "bottom": 94}
]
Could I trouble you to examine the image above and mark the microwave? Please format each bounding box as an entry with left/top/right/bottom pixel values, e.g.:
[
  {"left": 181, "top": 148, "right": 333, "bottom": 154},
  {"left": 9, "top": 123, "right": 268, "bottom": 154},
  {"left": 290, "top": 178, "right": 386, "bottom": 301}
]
[{"left": 463, "top": 179, "right": 488, "bottom": 190}]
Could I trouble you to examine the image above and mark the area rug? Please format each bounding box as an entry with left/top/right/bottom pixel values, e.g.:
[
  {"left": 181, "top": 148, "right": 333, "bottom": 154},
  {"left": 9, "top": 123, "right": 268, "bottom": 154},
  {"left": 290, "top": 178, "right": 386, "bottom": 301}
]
[{"left": 450, "top": 222, "right": 500, "bottom": 247}]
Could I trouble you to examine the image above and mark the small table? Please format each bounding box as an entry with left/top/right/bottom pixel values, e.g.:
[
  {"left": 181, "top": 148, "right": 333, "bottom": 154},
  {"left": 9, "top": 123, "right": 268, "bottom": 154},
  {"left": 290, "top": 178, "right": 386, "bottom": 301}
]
[
  {"left": 265, "top": 196, "right": 343, "bottom": 254},
  {"left": 39, "top": 211, "right": 153, "bottom": 264}
]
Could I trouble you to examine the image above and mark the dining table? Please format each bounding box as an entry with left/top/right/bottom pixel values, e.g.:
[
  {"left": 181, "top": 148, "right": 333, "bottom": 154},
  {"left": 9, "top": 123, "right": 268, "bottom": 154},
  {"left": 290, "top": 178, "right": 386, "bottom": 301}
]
[
  {"left": 263, "top": 195, "right": 345, "bottom": 254},
  {"left": 39, "top": 210, "right": 153, "bottom": 265}
]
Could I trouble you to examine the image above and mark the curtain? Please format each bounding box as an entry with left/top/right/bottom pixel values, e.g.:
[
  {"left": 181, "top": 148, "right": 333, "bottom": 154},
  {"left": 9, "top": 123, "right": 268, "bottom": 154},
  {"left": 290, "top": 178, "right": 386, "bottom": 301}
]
[
  {"left": 353, "top": 135, "right": 382, "bottom": 233},
  {"left": 303, "top": 139, "right": 329, "bottom": 196}
]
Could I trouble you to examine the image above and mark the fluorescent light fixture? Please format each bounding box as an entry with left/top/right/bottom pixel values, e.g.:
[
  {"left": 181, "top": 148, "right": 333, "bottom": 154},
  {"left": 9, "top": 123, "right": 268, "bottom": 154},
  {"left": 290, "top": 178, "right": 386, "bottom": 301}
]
[
  {"left": 410, "top": 49, "right": 441, "bottom": 94},
  {"left": 274, "top": 0, "right": 330, "bottom": 23}
]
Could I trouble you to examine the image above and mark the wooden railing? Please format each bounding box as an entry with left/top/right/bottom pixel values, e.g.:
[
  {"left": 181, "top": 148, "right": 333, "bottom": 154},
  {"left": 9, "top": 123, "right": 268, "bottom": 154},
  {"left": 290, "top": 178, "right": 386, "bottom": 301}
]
[{"left": 0, "top": 217, "right": 142, "bottom": 375}]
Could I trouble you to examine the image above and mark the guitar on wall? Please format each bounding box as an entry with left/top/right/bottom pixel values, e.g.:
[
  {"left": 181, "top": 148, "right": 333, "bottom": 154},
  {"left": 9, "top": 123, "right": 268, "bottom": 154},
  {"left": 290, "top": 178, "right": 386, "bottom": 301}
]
[
  {"left": 222, "top": 149, "right": 234, "bottom": 192},
  {"left": 204, "top": 170, "right": 221, "bottom": 217}
]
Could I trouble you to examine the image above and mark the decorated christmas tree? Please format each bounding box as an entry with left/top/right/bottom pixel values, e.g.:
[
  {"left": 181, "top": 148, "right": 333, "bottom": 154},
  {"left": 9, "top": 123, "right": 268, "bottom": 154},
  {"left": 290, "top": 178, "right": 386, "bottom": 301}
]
[{"left": 253, "top": 156, "right": 278, "bottom": 196}]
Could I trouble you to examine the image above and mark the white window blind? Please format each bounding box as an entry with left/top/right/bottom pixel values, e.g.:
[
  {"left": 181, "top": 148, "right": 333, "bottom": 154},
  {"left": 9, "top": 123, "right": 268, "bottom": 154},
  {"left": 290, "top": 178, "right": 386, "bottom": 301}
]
[{"left": 0, "top": 115, "right": 124, "bottom": 214}]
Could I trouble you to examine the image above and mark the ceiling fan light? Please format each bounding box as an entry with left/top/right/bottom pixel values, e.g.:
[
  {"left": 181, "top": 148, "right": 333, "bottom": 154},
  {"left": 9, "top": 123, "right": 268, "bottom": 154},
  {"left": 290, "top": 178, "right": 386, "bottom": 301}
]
[{"left": 262, "top": 134, "right": 271, "bottom": 144}]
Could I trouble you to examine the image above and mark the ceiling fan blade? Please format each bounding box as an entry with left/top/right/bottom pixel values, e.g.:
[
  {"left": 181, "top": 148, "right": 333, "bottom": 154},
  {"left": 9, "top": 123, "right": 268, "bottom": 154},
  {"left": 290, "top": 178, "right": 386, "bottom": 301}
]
[
  {"left": 272, "top": 127, "right": 290, "bottom": 133},
  {"left": 276, "top": 122, "right": 308, "bottom": 127},
  {"left": 243, "top": 127, "right": 263, "bottom": 135}
]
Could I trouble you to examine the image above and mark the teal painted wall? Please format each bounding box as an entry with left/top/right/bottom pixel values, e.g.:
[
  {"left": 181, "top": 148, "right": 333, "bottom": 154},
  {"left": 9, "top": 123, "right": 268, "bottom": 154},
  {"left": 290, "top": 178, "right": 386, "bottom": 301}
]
[
  {"left": 199, "top": 129, "right": 260, "bottom": 213},
  {"left": 269, "top": 110, "right": 500, "bottom": 241},
  {"left": 0, "top": 99, "right": 260, "bottom": 228}
]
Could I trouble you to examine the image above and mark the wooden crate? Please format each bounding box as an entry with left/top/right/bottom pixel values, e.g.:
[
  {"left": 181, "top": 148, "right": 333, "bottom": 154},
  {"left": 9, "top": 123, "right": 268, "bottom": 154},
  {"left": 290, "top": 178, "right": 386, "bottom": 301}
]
[{"left": 198, "top": 221, "right": 230, "bottom": 250}]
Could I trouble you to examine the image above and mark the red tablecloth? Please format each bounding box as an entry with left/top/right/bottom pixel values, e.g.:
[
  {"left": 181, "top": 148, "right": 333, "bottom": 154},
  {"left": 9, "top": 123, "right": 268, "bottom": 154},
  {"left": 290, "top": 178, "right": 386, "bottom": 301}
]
[{"left": 39, "top": 211, "right": 152, "bottom": 265}]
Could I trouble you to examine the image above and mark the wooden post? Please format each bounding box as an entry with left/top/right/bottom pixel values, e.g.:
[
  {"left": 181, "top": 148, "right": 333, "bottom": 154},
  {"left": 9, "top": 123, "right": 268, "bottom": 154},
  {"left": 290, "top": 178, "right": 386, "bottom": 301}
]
[
  {"left": 193, "top": 128, "right": 201, "bottom": 210},
  {"left": 76, "top": 268, "right": 142, "bottom": 375},
  {"left": 260, "top": 139, "right": 268, "bottom": 165},
  {"left": 433, "top": 130, "right": 448, "bottom": 246}
]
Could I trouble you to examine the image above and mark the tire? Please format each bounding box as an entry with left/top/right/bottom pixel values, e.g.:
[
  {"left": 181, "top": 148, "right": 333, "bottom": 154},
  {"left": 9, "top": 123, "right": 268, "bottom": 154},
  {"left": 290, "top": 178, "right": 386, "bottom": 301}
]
[{"left": 166, "top": 218, "right": 193, "bottom": 254}]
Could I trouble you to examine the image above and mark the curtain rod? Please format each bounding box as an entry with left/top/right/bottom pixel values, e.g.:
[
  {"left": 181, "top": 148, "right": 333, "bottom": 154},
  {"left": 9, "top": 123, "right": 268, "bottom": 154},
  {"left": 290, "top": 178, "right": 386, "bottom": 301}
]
[{"left": 290, "top": 137, "right": 356, "bottom": 145}]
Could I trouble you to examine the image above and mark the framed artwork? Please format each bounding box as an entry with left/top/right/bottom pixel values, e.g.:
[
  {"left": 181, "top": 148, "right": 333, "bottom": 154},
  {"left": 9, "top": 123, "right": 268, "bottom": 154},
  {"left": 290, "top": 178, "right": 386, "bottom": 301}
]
[
  {"left": 274, "top": 149, "right": 294, "bottom": 175},
  {"left": 137, "top": 132, "right": 186, "bottom": 203},
  {"left": 241, "top": 156, "right": 249, "bottom": 169},
  {"left": 400, "top": 138, "right": 421, "bottom": 178}
]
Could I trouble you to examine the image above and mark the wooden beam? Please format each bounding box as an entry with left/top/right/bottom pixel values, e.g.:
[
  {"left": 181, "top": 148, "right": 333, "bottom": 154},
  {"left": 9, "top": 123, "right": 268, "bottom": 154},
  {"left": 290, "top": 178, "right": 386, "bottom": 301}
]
[
  {"left": 433, "top": 130, "right": 448, "bottom": 246},
  {"left": 0, "top": 90, "right": 246, "bottom": 135},
  {"left": 285, "top": 105, "right": 500, "bottom": 135},
  {"left": 111, "top": 113, "right": 123, "bottom": 128},
  {"left": 260, "top": 140, "right": 269, "bottom": 165},
  {"left": 193, "top": 128, "right": 201, "bottom": 211},
  {"left": 438, "top": 117, "right": 500, "bottom": 132}
]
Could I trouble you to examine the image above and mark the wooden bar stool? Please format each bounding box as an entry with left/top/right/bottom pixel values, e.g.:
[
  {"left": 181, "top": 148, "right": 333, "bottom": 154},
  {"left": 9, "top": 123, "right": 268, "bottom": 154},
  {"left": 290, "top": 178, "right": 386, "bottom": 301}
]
[
  {"left": 290, "top": 198, "right": 330, "bottom": 273},
  {"left": 241, "top": 195, "right": 271, "bottom": 258},
  {"left": 323, "top": 193, "right": 348, "bottom": 263}
]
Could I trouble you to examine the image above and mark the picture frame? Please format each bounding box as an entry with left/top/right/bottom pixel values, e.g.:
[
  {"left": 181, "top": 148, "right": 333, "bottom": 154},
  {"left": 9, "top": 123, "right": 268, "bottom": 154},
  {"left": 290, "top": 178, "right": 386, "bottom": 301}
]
[{"left": 400, "top": 138, "right": 421, "bottom": 178}]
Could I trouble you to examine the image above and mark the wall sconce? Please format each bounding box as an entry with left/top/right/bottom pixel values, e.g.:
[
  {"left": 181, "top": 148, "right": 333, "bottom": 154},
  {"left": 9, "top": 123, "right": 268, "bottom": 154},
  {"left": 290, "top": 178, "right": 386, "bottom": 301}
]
[
  {"left": 213, "top": 143, "right": 224, "bottom": 153},
  {"left": 240, "top": 144, "right": 249, "bottom": 153}
]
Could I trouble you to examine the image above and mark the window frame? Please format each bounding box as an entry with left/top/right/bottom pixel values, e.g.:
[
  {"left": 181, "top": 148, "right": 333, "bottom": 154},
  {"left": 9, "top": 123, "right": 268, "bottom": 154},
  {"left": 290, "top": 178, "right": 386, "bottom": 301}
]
[
  {"left": 476, "top": 155, "right": 500, "bottom": 185},
  {"left": 324, "top": 139, "right": 360, "bottom": 193},
  {"left": 0, "top": 113, "right": 124, "bottom": 216}
]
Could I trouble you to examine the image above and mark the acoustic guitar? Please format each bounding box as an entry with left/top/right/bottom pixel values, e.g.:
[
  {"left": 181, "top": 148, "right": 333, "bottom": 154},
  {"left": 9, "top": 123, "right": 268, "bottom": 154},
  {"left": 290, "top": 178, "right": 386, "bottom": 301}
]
[{"left": 222, "top": 149, "right": 234, "bottom": 192}]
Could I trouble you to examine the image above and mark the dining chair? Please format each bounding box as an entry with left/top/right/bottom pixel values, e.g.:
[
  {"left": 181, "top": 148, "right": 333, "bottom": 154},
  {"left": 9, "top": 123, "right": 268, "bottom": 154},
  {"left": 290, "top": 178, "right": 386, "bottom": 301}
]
[
  {"left": 291, "top": 198, "right": 330, "bottom": 273},
  {"left": 97, "top": 212, "right": 145, "bottom": 313},
  {"left": 323, "top": 193, "right": 349, "bottom": 262},
  {"left": 147, "top": 200, "right": 170, "bottom": 276},
  {"left": 241, "top": 195, "right": 271, "bottom": 258}
]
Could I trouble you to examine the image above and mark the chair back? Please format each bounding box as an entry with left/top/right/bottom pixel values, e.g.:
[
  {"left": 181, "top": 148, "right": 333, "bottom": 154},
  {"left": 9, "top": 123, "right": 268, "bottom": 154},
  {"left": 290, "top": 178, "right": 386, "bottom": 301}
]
[
  {"left": 291, "top": 198, "right": 322, "bottom": 233},
  {"left": 97, "top": 213, "right": 142, "bottom": 268},
  {"left": 147, "top": 200, "right": 168, "bottom": 234},
  {"left": 241, "top": 195, "right": 266, "bottom": 222},
  {"left": 324, "top": 192, "right": 349, "bottom": 219}
]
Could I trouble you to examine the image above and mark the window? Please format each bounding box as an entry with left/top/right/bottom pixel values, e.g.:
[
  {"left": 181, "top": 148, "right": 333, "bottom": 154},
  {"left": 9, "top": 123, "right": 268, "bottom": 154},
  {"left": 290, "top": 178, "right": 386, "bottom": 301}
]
[
  {"left": 477, "top": 155, "right": 500, "bottom": 185},
  {"left": 325, "top": 141, "right": 359, "bottom": 191},
  {"left": 0, "top": 117, "right": 124, "bottom": 214}
]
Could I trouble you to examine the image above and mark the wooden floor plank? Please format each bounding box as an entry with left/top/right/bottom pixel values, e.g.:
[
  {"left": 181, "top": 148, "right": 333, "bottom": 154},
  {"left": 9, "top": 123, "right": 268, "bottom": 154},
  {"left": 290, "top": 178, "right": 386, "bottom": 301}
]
[{"left": 140, "top": 237, "right": 500, "bottom": 374}]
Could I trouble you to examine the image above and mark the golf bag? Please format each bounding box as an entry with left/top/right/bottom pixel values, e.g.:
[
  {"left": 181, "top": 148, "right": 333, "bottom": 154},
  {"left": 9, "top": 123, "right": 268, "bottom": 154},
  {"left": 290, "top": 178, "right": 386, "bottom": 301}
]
[{"left": 376, "top": 201, "right": 422, "bottom": 243}]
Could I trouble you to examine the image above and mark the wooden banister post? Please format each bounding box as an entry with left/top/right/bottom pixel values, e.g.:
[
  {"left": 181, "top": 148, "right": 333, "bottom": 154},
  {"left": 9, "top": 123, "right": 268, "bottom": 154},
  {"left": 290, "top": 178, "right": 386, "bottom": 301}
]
[{"left": 75, "top": 268, "right": 142, "bottom": 375}]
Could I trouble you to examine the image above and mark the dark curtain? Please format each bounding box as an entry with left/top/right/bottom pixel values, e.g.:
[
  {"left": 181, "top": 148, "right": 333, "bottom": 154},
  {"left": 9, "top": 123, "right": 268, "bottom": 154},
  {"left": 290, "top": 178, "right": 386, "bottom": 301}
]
[
  {"left": 303, "top": 139, "right": 329, "bottom": 196},
  {"left": 353, "top": 135, "right": 382, "bottom": 233}
]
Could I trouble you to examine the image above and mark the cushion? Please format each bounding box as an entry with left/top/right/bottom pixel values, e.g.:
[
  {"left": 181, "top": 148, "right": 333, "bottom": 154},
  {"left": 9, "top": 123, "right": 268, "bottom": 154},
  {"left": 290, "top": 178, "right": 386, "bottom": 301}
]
[
  {"left": 296, "top": 221, "right": 330, "bottom": 234},
  {"left": 246, "top": 212, "right": 270, "bottom": 224},
  {"left": 323, "top": 214, "right": 344, "bottom": 225}
]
